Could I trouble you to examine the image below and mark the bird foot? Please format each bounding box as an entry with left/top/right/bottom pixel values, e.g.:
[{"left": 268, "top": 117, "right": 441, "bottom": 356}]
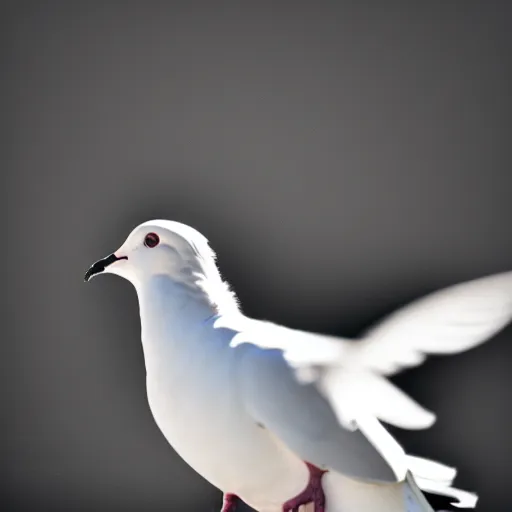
[
  {"left": 221, "top": 493, "right": 239, "bottom": 511},
  {"left": 282, "top": 462, "right": 327, "bottom": 512}
]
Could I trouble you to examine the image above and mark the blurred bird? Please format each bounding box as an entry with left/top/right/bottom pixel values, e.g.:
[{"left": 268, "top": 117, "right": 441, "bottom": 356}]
[{"left": 85, "top": 220, "right": 512, "bottom": 512}]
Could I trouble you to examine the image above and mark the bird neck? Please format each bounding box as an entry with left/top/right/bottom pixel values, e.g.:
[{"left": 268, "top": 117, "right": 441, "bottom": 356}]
[
  {"left": 137, "top": 274, "right": 216, "bottom": 319},
  {"left": 135, "top": 275, "right": 226, "bottom": 374}
]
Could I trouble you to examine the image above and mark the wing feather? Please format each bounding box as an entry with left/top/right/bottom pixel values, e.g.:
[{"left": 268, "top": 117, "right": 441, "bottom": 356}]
[
  {"left": 214, "top": 271, "right": 511, "bottom": 487},
  {"left": 232, "top": 340, "right": 406, "bottom": 483},
  {"left": 349, "top": 271, "right": 512, "bottom": 376}
]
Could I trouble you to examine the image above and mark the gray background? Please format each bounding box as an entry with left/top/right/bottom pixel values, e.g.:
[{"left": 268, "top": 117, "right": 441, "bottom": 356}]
[{"left": 3, "top": 2, "right": 512, "bottom": 511}]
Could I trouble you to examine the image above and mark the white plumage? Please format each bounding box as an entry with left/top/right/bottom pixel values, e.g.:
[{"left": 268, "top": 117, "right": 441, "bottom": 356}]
[{"left": 85, "top": 219, "right": 512, "bottom": 511}]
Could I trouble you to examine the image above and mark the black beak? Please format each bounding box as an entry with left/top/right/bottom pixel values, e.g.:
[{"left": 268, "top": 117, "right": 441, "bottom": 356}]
[{"left": 84, "top": 253, "right": 128, "bottom": 282}]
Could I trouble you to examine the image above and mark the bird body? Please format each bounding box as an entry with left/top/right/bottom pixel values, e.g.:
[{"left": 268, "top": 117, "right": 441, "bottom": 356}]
[
  {"left": 139, "top": 279, "right": 430, "bottom": 511},
  {"left": 85, "top": 219, "right": 512, "bottom": 511},
  {"left": 140, "top": 290, "right": 309, "bottom": 509}
]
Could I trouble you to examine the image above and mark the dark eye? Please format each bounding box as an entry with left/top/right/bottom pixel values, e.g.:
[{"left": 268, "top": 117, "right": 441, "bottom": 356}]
[{"left": 144, "top": 232, "right": 160, "bottom": 248}]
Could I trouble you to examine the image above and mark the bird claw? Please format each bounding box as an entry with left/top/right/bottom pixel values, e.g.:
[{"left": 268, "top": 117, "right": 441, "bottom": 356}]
[
  {"left": 221, "top": 493, "right": 239, "bottom": 512},
  {"left": 282, "top": 462, "right": 327, "bottom": 512}
]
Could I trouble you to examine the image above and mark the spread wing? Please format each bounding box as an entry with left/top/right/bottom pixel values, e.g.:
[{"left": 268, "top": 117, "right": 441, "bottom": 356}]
[
  {"left": 349, "top": 271, "right": 512, "bottom": 376},
  {"left": 217, "top": 269, "right": 512, "bottom": 436},
  {"left": 319, "top": 271, "right": 512, "bottom": 430},
  {"left": 213, "top": 271, "right": 511, "bottom": 504}
]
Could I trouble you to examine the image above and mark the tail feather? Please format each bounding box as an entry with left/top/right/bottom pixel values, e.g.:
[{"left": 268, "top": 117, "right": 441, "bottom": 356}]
[
  {"left": 321, "top": 465, "right": 476, "bottom": 511},
  {"left": 322, "top": 471, "right": 434, "bottom": 512},
  {"left": 406, "top": 455, "right": 457, "bottom": 485},
  {"left": 406, "top": 455, "right": 478, "bottom": 508},
  {"left": 413, "top": 476, "right": 478, "bottom": 509}
]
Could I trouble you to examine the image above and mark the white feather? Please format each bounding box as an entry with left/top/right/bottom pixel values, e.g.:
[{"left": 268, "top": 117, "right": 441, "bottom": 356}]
[
  {"left": 404, "top": 455, "right": 457, "bottom": 486},
  {"left": 94, "top": 220, "right": 504, "bottom": 511},
  {"left": 412, "top": 477, "right": 478, "bottom": 509},
  {"left": 314, "top": 271, "right": 512, "bottom": 431},
  {"left": 348, "top": 271, "right": 512, "bottom": 376},
  {"left": 320, "top": 369, "right": 436, "bottom": 430}
]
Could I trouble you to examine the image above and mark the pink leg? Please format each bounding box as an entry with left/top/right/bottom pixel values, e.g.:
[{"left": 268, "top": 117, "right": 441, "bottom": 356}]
[
  {"left": 221, "top": 493, "right": 239, "bottom": 512},
  {"left": 282, "top": 462, "right": 328, "bottom": 512}
]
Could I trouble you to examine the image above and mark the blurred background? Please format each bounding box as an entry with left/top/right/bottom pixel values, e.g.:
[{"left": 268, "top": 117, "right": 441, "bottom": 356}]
[{"left": 3, "top": 2, "right": 512, "bottom": 511}]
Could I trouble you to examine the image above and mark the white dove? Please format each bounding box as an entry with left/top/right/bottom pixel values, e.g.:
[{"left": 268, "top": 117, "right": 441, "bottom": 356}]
[{"left": 84, "top": 220, "right": 512, "bottom": 512}]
